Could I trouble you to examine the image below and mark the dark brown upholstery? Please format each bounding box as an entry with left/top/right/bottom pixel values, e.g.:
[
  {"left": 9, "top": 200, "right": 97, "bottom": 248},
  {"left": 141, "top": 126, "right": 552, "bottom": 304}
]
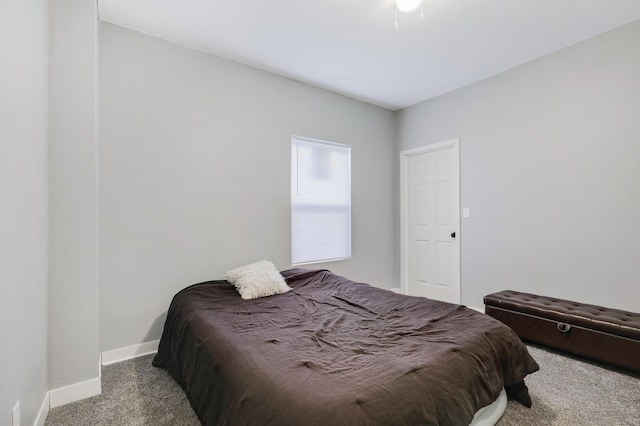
[
  {"left": 484, "top": 290, "right": 640, "bottom": 340},
  {"left": 484, "top": 290, "right": 640, "bottom": 373}
]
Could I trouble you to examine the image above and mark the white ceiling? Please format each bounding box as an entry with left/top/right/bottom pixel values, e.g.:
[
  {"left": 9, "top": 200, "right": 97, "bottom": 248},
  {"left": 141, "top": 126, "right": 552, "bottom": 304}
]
[{"left": 97, "top": 0, "right": 640, "bottom": 110}]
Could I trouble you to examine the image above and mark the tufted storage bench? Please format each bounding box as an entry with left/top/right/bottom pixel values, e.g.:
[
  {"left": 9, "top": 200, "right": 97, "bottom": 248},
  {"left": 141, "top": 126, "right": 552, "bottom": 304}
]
[{"left": 484, "top": 290, "right": 640, "bottom": 373}]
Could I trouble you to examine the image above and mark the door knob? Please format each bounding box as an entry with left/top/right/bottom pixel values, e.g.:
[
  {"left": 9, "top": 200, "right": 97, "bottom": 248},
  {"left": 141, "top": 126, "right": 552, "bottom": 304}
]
[{"left": 451, "top": 232, "right": 456, "bottom": 238}]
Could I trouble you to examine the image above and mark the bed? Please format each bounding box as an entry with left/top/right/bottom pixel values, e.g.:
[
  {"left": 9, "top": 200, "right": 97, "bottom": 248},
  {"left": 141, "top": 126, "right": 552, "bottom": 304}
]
[{"left": 153, "top": 268, "right": 539, "bottom": 425}]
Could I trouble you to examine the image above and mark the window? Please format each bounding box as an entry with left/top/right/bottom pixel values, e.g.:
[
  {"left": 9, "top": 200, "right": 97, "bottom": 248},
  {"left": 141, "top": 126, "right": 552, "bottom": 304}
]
[{"left": 291, "top": 136, "right": 351, "bottom": 265}]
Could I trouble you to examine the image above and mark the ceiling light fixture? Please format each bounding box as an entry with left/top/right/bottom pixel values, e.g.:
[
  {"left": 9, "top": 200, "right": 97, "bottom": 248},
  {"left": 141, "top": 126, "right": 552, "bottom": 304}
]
[
  {"left": 395, "top": 0, "right": 424, "bottom": 28},
  {"left": 396, "top": 0, "right": 422, "bottom": 12}
]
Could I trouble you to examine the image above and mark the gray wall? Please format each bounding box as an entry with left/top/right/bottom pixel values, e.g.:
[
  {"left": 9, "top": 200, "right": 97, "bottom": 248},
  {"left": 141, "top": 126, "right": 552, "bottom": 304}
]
[
  {"left": 398, "top": 21, "right": 640, "bottom": 311},
  {"left": 0, "top": 0, "right": 48, "bottom": 424},
  {"left": 48, "top": 0, "right": 101, "bottom": 390},
  {"left": 98, "top": 23, "right": 397, "bottom": 352}
]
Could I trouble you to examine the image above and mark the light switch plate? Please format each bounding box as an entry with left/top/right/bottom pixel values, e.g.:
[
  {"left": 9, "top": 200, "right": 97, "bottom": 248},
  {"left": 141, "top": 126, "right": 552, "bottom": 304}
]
[{"left": 463, "top": 207, "right": 470, "bottom": 219}]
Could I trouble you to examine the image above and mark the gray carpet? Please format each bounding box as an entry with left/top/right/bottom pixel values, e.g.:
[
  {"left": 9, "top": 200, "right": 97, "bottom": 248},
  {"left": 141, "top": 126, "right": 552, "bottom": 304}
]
[
  {"left": 45, "top": 355, "right": 199, "bottom": 426},
  {"left": 45, "top": 344, "right": 639, "bottom": 425}
]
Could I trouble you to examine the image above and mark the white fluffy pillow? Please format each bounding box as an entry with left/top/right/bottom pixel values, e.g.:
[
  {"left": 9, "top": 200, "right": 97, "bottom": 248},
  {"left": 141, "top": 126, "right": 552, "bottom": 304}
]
[{"left": 225, "top": 260, "right": 292, "bottom": 300}]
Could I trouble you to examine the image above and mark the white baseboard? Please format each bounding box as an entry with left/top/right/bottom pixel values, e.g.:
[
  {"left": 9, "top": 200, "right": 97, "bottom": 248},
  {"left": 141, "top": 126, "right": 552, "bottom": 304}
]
[
  {"left": 389, "top": 287, "right": 403, "bottom": 294},
  {"left": 101, "top": 339, "right": 160, "bottom": 366},
  {"left": 468, "top": 306, "right": 485, "bottom": 313},
  {"left": 44, "top": 341, "right": 158, "bottom": 415},
  {"left": 34, "top": 392, "right": 49, "bottom": 426},
  {"left": 49, "top": 377, "right": 102, "bottom": 409}
]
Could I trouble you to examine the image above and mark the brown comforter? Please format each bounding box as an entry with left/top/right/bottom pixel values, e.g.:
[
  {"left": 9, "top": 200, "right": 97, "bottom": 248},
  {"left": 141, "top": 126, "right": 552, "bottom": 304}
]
[{"left": 153, "top": 268, "right": 539, "bottom": 426}]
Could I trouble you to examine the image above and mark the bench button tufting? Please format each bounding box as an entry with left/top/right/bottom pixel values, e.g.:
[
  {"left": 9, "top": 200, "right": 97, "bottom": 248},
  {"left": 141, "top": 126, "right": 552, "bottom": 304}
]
[{"left": 484, "top": 290, "right": 640, "bottom": 372}]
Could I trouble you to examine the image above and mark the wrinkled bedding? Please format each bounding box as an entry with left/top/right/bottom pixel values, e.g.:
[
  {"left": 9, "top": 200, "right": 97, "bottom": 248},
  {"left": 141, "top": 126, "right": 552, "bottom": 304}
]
[{"left": 153, "top": 268, "right": 539, "bottom": 425}]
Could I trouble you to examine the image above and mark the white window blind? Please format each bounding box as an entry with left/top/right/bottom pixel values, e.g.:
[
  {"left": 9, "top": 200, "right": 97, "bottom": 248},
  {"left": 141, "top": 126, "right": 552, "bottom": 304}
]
[{"left": 291, "top": 136, "right": 351, "bottom": 265}]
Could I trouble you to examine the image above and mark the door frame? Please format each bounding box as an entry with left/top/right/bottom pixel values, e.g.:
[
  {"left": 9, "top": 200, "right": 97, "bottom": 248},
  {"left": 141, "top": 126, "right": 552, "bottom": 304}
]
[{"left": 400, "top": 138, "right": 461, "bottom": 301}]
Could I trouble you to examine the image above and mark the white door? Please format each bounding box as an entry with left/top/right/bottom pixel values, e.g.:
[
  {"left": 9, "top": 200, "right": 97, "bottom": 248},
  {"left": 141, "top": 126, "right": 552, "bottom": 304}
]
[{"left": 401, "top": 140, "right": 460, "bottom": 304}]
